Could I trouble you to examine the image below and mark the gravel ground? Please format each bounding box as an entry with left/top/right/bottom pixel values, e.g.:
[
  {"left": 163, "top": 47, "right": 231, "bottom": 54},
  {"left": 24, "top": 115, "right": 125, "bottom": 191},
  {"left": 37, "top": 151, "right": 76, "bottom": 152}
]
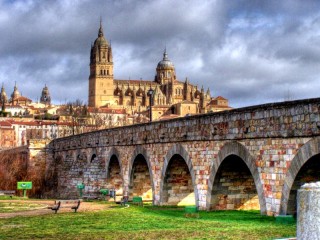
[{"left": 0, "top": 200, "right": 109, "bottom": 218}]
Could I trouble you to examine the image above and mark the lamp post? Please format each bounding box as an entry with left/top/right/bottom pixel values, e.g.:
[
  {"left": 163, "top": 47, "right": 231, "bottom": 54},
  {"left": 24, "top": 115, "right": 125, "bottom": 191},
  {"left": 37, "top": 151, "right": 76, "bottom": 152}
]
[{"left": 147, "top": 88, "right": 154, "bottom": 122}]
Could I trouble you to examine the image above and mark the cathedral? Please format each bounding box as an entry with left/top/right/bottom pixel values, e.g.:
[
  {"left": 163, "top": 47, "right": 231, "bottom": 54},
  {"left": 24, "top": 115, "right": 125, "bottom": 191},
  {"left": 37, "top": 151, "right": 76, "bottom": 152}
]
[
  {"left": 0, "top": 83, "right": 51, "bottom": 107},
  {"left": 88, "top": 22, "right": 231, "bottom": 120}
]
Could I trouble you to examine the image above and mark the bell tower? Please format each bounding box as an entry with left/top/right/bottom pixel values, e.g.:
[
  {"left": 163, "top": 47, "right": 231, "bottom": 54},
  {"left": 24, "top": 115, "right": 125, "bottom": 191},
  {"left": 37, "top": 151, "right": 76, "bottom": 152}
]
[{"left": 88, "top": 20, "right": 114, "bottom": 108}]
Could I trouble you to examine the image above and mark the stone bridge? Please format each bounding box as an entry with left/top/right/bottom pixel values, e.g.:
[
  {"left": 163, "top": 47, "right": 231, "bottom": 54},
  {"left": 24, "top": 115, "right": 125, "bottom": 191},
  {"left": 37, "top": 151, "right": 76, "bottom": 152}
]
[{"left": 46, "top": 98, "right": 320, "bottom": 216}]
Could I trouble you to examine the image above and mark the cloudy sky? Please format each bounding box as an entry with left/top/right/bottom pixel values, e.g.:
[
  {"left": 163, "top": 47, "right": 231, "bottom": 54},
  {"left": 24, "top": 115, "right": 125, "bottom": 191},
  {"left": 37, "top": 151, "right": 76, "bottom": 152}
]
[{"left": 0, "top": 0, "right": 320, "bottom": 108}]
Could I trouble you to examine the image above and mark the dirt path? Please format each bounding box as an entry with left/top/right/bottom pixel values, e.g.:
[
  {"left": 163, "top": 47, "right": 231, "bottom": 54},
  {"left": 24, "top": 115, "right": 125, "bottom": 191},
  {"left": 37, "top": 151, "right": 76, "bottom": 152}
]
[{"left": 0, "top": 200, "right": 109, "bottom": 219}]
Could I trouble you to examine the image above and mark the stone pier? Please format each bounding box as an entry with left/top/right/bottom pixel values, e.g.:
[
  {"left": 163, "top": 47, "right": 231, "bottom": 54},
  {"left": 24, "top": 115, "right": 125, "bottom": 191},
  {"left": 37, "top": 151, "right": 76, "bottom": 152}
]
[{"left": 297, "top": 182, "right": 320, "bottom": 240}]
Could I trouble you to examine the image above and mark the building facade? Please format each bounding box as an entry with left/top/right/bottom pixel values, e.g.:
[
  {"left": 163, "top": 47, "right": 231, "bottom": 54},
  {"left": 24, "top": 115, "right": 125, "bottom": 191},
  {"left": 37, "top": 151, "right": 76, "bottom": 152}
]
[{"left": 88, "top": 22, "right": 231, "bottom": 119}]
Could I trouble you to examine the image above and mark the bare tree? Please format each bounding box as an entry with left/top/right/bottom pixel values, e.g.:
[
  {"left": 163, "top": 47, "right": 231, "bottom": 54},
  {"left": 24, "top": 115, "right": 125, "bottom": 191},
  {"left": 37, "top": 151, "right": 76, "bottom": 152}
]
[{"left": 66, "top": 99, "right": 89, "bottom": 135}]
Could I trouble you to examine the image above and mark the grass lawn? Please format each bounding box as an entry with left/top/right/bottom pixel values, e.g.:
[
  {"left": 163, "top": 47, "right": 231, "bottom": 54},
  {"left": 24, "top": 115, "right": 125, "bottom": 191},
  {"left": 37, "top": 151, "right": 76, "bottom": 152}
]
[
  {"left": 0, "top": 202, "right": 296, "bottom": 240},
  {"left": 0, "top": 202, "right": 47, "bottom": 213}
]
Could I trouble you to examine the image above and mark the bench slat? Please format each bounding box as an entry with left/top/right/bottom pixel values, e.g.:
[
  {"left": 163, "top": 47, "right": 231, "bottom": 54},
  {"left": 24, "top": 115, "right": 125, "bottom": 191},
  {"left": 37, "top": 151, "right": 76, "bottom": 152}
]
[
  {"left": 0, "top": 190, "right": 15, "bottom": 194},
  {"left": 55, "top": 200, "right": 82, "bottom": 204}
]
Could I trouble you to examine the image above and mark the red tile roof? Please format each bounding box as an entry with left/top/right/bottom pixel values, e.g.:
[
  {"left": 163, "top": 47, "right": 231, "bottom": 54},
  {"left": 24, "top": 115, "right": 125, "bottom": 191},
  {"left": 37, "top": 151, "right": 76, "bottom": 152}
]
[{"left": 0, "top": 121, "right": 12, "bottom": 127}]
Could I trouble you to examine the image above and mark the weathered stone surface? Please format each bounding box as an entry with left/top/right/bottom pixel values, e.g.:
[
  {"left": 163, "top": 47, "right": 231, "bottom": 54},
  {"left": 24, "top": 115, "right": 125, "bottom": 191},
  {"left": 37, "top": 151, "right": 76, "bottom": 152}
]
[
  {"left": 41, "top": 98, "right": 320, "bottom": 216},
  {"left": 297, "top": 182, "right": 320, "bottom": 240}
]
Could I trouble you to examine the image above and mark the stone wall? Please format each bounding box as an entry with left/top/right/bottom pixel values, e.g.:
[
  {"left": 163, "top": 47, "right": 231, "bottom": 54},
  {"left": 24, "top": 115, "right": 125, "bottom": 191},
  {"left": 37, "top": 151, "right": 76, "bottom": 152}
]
[
  {"left": 163, "top": 155, "right": 194, "bottom": 205},
  {"left": 47, "top": 98, "right": 320, "bottom": 215},
  {"left": 130, "top": 156, "right": 152, "bottom": 200},
  {"left": 106, "top": 155, "right": 123, "bottom": 199},
  {"left": 211, "top": 156, "right": 259, "bottom": 210}
]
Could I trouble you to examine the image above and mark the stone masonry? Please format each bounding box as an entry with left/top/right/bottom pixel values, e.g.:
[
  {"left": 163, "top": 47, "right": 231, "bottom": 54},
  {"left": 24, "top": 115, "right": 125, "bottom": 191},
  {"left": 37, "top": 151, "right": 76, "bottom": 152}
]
[{"left": 46, "top": 98, "right": 320, "bottom": 216}]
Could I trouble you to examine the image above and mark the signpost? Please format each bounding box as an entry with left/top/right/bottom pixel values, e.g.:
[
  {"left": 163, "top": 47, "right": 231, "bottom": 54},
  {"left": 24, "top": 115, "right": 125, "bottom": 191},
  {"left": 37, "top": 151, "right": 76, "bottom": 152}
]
[
  {"left": 17, "top": 181, "right": 32, "bottom": 198},
  {"left": 77, "top": 183, "right": 85, "bottom": 198},
  {"left": 100, "top": 189, "right": 109, "bottom": 200}
]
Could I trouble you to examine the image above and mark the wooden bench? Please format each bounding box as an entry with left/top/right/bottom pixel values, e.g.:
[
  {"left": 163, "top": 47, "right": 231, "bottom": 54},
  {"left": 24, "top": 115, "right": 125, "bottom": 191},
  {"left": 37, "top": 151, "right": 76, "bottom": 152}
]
[
  {"left": 0, "top": 190, "right": 16, "bottom": 198},
  {"left": 49, "top": 199, "right": 81, "bottom": 214}
]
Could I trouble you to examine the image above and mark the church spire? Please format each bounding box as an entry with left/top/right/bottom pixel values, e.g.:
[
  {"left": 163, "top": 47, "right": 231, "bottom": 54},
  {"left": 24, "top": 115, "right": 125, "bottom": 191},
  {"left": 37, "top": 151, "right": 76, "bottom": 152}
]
[
  {"left": 98, "top": 17, "right": 104, "bottom": 37},
  {"left": 206, "top": 87, "right": 210, "bottom": 96},
  {"left": 163, "top": 48, "right": 168, "bottom": 61}
]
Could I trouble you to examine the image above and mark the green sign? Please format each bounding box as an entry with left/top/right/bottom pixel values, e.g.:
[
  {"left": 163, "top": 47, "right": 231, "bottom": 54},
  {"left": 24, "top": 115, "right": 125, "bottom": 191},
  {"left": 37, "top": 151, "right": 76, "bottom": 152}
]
[
  {"left": 17, "top": 182, "right": 32, "bottom": 190},
  {"left": 77, "top": 183, "right": 85, "bottom": 189}
]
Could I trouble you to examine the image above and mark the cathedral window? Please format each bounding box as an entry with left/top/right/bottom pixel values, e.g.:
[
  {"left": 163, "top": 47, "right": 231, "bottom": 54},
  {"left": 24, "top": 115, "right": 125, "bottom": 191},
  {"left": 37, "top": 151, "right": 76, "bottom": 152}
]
[
  {"left": 104, "top": 70, "right": 106, "bottom": 75},
  {"left": 100, "top": 70, "right": 103, "bottom": 75},
  {"left": 102, "top": 52, "right": 106, "bottom": 58}
]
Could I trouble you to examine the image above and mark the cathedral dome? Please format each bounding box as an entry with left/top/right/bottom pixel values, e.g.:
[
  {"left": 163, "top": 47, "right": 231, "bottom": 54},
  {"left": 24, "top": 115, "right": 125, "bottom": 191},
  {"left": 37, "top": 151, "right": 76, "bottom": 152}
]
[
  {"left": 11, "top": 83, "right": 20, "bottom": 99},
  {"left": 93, "top": 22, "right": 108, "bottom": 47},
  {"left": 94, "top": 36, "right": 108, "bottom": 47},
  {"left": 157, "top": 50, "right": 174, "bottom": 70}
]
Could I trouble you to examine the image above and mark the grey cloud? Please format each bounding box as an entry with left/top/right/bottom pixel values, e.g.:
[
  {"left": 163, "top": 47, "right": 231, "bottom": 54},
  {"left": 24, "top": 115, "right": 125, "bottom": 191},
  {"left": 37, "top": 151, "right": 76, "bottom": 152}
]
[{"left": 0, "top": 0, "right": 320, "bottom": 108}]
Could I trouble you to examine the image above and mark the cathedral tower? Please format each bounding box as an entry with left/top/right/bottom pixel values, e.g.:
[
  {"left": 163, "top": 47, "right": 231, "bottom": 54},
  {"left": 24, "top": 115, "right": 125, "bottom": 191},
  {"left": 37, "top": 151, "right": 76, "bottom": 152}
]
[
  {"left": 40, "top": 84, "right": 51, "bottom": 105},
  {"left": 0, "top": 84, "right": 8, "bottom": 104},
  {"left": 88, "top": 21, "right": 114, "bottom": 108}
]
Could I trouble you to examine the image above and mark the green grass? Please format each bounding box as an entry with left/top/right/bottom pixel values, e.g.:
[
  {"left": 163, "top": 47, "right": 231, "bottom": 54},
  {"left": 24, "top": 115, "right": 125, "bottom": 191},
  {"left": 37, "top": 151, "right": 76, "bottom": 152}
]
[
  {"left": 0, "top": 202, "right": 47, "bottom": 213},
  {"left": 0, "top": 196, "right": 28, "bottom": 200},
  {"left": 0, "top": 203, "right": 296, "bottom": 240}
]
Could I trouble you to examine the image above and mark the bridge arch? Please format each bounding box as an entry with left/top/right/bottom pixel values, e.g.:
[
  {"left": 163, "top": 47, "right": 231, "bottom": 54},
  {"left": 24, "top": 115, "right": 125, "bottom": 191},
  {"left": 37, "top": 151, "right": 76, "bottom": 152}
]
[
  {"left": 104, "top": 147, "right": 124, "bottom": 198},
  {"left": 128, "top": 146, "right": 155, "bottom": 202},
  {"left": 105, "top": 147, "right": 123, "bottom": 177},
  {"left": 280, "top": 137, "right": 320, "bottom": 215},
  {"left": 89, "top": 148, "right": 98, "bottom": 163},
  {"left": 160, "top": 144, "right": 198, "bottom": 207},
  {"left": 207, "top": 141, "right": 266, "bottom": 214}
]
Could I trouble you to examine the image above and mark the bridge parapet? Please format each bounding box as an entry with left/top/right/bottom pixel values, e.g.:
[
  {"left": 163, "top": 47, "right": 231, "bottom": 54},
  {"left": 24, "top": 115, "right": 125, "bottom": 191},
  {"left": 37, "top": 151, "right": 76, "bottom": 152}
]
[{"left": 52, "top": 98, "right": 320, "bottom": 150}]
